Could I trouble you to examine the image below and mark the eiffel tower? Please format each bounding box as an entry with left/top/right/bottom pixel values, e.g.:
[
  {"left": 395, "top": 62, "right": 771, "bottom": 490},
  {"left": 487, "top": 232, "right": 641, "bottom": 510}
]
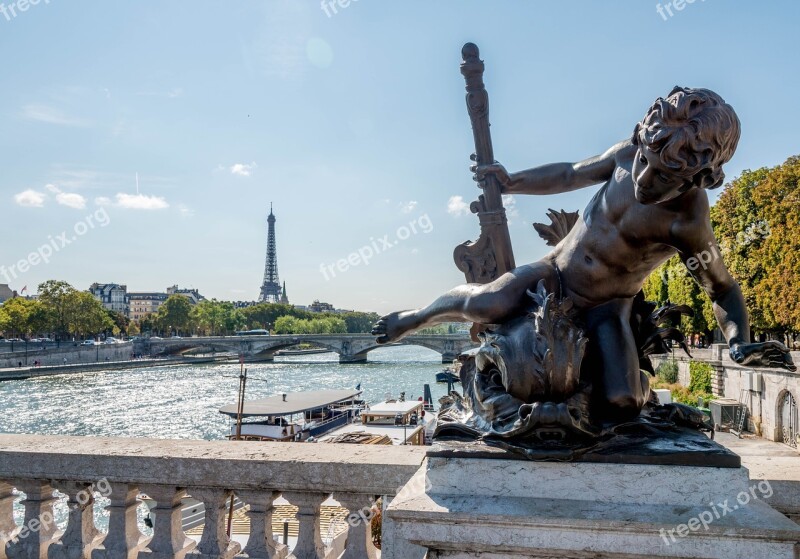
[{"left": 258, "top": 204, "right": 285, "bottom": 303}]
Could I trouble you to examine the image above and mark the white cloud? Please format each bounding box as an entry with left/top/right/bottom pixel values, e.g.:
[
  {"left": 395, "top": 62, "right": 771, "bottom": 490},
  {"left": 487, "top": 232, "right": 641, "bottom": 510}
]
[
  {"left": 56, "top": 192, "right": 87, "bottom": 209},
  {"left": 45, "top": 183, "right": 60, "bottom": 194},
  {"left": 178, "top": 204, "right": 194, "bottom": 217},
  {"left": 95, "top": 197, "right": 112, "bottom": 206},
  {"left": 115, "top": 193, "right": 169, "bottom": 210},
  {"left": 447, "top": 195, "right": 471, "bottom": 217},
  {"left": 399, "top": 200, "right": 418, "bottom": 214},
  {"left": 230, "top": 162, "right": 257, "bottom": 177},
  {"left": 136, "top": 87, "right": 184, "bottom": 99},
  {"left": 14, "top": 189, "right": 47, "bottom": 208},
  {"left": 20, "top": 104, "right": 90, "bottom": 127},
  {"left": 502, "top": 194, "right": 519, "bottom": 219}
]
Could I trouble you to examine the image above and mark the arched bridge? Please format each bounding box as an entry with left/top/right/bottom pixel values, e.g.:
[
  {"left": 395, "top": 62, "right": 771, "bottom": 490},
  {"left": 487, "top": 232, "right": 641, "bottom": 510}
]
[{"left": 138, "top": 334, "right": 476, "bottom": 364}]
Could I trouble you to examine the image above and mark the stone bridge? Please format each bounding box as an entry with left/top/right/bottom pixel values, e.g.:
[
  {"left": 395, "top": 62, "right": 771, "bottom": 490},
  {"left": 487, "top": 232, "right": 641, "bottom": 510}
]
[{"left": 138, "top": 333, "right": 475, "bottom": 363}]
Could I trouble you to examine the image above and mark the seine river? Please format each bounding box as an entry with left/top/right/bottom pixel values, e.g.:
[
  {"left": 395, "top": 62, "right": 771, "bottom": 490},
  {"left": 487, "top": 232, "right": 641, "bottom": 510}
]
[
  {"left": 0, "top": 345, "right": 449, "bottom": 439},
  {"left": 0, "top": 345, "right": 449, "bottom": 534}
]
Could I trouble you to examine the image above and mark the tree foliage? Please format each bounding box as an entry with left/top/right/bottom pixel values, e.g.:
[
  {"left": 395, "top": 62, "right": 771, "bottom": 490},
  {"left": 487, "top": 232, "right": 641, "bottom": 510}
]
[
  {"left": 0, "top": 281, "right": 111, "bottom": 340},
  {"left": 156, "top": 295, "right": 193, "bottom": 335},
  {"left": 643, "top": 155, "right": 800, "bottom": 341},
  {"left": 273, "top": 316, "right": 347, "bottom": 334},
  {"left": 37, "top": 280, "right": 77, "bottom": 339}
]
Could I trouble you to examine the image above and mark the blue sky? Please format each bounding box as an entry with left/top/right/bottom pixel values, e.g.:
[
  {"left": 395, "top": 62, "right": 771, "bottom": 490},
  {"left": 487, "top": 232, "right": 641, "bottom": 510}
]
[{"left": 1, "top": 0, "right": 798, "bottom": 314}]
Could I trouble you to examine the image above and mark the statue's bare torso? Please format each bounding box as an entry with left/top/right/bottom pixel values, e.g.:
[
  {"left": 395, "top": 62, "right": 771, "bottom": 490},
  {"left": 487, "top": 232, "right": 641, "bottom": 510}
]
[{"left": 553, "top": 144, "right": 704, "bottom": 308}]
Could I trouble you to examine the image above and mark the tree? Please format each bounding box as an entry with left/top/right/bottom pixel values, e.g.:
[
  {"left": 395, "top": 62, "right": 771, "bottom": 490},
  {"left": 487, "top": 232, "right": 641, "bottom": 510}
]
[
  {"left": 642, "top": 256, "right": 714, "bottom": 337},
  {"left": 752, "top": 156, "right": 800, "bottom": 338},
  {"left": 274, "top": 316, "right": 298, "bottom": 334},
  {"left": 0, "top": 307, "right": 9, "bottom": 334},
  {"left": 68, "top": 292, "right": 113, "bottom": 338},
  {"left": 37, "top": 280, "right": 77, "bottom": 340},
  {"left": 0, "top": 298, "right": 42, "bottom": 338},
  {"left": 157, "top": 295, "right": 193, "bottom": 335},
  {"left": 241, "top": 303, "right": 295, "bottom": 331},
  {"left": 106, "top": 310, "right": 130, "bottom": 336},
  {"left": 710, "top": 167, "right": 773, "bottom": 333},
  {"left": 274, "top": 315, "right": 347, "bottom": 334},
  {"left": 139, "top": 314, "right": 157, "bottom": 335},
  {"left": 340, "top": 311, "right": 381, "bottom": 333},
  {"left": 711, "top": 156, "right": 800, "bottom": 341}
]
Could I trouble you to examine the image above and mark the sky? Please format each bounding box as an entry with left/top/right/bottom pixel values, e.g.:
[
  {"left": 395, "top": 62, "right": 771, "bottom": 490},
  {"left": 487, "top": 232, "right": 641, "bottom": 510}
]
[{"left": 0, "top": 0, "right": 798, "bottom": 314}]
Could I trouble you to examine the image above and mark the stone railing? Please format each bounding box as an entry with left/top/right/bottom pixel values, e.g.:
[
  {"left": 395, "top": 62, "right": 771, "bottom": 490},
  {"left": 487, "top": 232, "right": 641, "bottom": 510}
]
[{"left": 0, "top": 435, "right": 426, "bottom": 559}]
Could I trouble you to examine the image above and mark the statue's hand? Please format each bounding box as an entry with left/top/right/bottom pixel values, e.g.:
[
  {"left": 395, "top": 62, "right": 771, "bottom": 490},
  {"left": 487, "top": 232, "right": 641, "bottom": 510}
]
[
  {"left": 470, "top": 156, "right": 512, "bottom": 189},
  {"left": 730, "top": 341, "right": 796, "bottom": 371}
]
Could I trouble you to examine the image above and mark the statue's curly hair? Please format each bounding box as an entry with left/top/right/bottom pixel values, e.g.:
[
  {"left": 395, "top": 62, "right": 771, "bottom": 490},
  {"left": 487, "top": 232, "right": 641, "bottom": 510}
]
[{"left": 633, "top": 86, "right": 741, "bottom": 189}]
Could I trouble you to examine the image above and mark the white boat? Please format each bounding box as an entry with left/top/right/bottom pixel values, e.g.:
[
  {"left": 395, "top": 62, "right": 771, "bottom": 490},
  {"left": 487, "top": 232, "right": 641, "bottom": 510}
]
[{"left": 218, "top": 388, "right": 365, "bottom": 442}]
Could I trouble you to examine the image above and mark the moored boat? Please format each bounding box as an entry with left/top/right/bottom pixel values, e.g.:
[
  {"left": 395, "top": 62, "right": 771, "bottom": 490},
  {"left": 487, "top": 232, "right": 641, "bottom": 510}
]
[{"left": 218, "top": 388, "right": 364, "bottom": 442}]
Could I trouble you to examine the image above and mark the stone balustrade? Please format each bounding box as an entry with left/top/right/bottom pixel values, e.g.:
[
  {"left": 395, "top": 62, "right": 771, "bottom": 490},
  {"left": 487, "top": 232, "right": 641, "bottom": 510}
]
[{"left": 0, "top": 435, "right": 426, "bottom": 559}]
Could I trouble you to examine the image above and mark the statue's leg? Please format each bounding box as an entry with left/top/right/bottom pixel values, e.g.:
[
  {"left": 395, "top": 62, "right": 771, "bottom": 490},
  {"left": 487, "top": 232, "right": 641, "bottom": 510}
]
[
  {"left": 584, "top": 297, "right": 649, "bottom": 421},
  {"left": 373, "top": 261, "right": 558, "bottom": 343}
]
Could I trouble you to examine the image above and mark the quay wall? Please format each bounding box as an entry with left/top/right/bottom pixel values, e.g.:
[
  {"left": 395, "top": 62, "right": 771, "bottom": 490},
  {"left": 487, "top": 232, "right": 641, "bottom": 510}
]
[
  {"left": 651, "top": 345, "right": 800, "bottom": 445},
  {"left": 0, "top": 341, "right": 135, "bottom": 369}
]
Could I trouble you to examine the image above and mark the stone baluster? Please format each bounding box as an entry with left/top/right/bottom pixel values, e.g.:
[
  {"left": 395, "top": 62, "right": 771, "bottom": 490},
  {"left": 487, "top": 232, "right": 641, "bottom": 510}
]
[
  {"left": 137, "top": 486, "right": 195, "bottom": 559},
  {"left": 48, "top": 481, "right": 104, "bottom": 559},
  {"left": 279, "top": 493, "right": 327, "bottom": 559},
  {"left": 91, "top": 483, "right": 150, "bottom": 559},
  {"left": 333, "top": 493, "right": 379, "bottom": 559},
  {"left": 186, "top": 489, "right": 240, "bottom": 559},
  {"left": 234, "top": 491, "right": 286, "bottom": 559},
  {"left": 6, "top": 481, "right": 60, "bottom": 559},
  {"left": 1, "top": 482, "right": 20, "bottom": 559}
]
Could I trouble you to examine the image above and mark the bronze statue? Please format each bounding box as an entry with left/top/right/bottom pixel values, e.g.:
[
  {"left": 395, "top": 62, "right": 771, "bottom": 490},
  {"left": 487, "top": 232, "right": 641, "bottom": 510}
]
[{"left": 373, "top": 43, "right": 795, "bottom": 453}]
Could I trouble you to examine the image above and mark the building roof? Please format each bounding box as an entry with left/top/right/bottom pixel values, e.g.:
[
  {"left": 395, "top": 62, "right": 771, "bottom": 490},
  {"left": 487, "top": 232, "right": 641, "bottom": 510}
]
[
  {"left": 363, "top": 400, "right": 424, "bottom": 416},
  {"left": 0, "top": 284, "right": 14, "bottom": 302},
  {"left": 218, "top": 389, "right": 362, "bottom": 418}
]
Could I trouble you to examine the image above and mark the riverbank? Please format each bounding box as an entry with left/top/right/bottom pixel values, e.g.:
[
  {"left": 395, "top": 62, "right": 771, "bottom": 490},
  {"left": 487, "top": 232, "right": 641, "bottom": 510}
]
[{"left": 0, "top": 356, "right": 218, "bottom": 382}]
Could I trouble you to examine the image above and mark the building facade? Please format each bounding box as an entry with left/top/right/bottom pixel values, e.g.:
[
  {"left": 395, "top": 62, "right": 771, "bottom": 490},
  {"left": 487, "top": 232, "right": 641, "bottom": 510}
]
[
  {"left": 89, "top": 283, "right": 129, "bottom": 315},
  {"left": 128, "top": 292, "right": 168, "bottom": 321},
  {"left": 0, "top": 284, "right": 14, "bottom": 304},
  {"left": 166, "top": 285, "right": 205, "bottom": 305}
]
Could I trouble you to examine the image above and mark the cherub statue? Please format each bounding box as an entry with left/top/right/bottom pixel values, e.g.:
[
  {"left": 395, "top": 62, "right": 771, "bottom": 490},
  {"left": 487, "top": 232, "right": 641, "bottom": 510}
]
[{"left": 374, "top": 86, "right": 796, "bottom": 424}]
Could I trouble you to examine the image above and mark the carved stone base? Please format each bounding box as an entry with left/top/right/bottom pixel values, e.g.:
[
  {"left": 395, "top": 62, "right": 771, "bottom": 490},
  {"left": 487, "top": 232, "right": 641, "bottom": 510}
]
[{"left": 384, "top": 453, "right": 800, "bottom": 558}]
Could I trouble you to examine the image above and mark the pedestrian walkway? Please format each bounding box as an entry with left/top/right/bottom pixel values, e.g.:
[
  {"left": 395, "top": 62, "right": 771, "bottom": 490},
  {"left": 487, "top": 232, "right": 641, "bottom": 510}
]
[{"left": 715, "top": 431, "right": 800, "bottom": 523}]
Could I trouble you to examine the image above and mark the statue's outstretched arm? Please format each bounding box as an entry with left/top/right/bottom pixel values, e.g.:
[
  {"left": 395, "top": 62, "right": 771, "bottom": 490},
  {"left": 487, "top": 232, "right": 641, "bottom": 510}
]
[
  {"left": 472, "top": 139, "right": 630, "bottom": 196},
  {"left": 673, "top": 210, "right": 796, "bottom": 371}
]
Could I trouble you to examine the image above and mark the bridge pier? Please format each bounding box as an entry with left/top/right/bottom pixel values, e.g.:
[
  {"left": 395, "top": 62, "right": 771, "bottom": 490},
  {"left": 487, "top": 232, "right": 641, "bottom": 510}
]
[
  {"left": 247, "top": 354, "right": 275, "bottom": 363},
  {"left": 339, "top": 354, "right": 368, "bottom": 364}
]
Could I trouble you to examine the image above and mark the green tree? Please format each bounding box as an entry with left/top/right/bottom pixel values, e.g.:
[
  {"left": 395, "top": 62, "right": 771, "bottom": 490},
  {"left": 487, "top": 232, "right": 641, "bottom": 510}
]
[
  {"left": 241, "top": 303, "right": 296, "bottom": 330},
  {"left": 37, "top": 280, "right": 77, "bottom": 340},
  {"left": 710, "top": 167, "right": 772, "bottom": 333},
  {"left": 340, "top": 311, "right": 381, "bottom": 333},
  {"left": 0, "top": 307, "right": 9, "bottom": 334},
  {"left": 711, "top": 156, "right": 800, "bottom": 342},
  {"left": 157, "top": 295, "right": 193, "bottom": 335},
  {"left": 139, "top": 314, "right": 157, "bottom": 335},
  {"left": 106, "top": 310, "right": 130, "bottom": 336},
  {"left": 274, "top": 315, "right": 299, "bottom": 334},
  {"left": 68, "top": 292, "right": 114, "bottom": 338},
  {"left": 750, "top": 156, "right": 800, "bottom": 339},
  {"left": 0, "top": 298, "right": 42, "bottom": 338}
]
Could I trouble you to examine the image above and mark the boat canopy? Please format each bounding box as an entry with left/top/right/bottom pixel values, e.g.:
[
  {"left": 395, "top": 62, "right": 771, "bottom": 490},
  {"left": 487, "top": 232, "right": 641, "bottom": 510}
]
[{"left": 218, "top": 389, "right": 362, "bottom": 418}]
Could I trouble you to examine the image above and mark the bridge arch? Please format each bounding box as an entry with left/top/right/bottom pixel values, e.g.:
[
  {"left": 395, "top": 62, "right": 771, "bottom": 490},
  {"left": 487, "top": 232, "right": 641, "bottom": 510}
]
[{"left": 142, "top": 334, "right": 474, "bottom": 364}]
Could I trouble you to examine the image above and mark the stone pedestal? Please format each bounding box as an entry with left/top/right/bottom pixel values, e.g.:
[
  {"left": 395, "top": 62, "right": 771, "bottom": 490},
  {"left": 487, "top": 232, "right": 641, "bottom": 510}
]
[{"left": 384, "top": 443, "right": 800, "bottom": 558}]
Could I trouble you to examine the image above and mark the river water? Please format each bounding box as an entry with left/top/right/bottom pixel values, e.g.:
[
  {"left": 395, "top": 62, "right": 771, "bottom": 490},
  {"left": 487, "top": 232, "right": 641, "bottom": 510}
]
[
  {"left": 0, "top": 346, "right": 451, "bottom": 535},
  {"left": 0, "top": 345, "right": 449, "bottom": 439}
]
